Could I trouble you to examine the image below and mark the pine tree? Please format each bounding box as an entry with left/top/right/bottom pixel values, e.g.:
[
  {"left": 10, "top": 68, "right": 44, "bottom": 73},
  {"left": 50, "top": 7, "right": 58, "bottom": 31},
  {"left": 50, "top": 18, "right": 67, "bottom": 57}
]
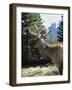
[
  {"left": 57, "top": 16, "right": 63, "bottom": 42},
  {"left": 21, "top": 13, "right": 31, "bottom": 66},
  {"left": 21, "top": 13, "right": 43, "bottom": 67}
]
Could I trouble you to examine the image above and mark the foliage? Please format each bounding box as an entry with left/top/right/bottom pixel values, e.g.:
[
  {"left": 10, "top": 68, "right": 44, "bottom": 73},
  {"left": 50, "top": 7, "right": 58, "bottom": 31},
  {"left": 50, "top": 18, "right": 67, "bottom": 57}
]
[
  {"left": 21, "top": 13, "right": 45, "bottom": 66},
  {"left": 57, "top": 16, "right": 63, "bottom": 42}
]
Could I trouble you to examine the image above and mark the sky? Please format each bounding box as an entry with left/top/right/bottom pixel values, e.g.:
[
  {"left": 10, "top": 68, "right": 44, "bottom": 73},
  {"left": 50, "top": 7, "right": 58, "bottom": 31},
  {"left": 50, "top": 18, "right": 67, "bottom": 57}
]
[
  {"left": 40, "top": 13, "right": 63, "bottom": 41},
  {"left": 40, "top": 13, "right": 62, "bottom": 29}
]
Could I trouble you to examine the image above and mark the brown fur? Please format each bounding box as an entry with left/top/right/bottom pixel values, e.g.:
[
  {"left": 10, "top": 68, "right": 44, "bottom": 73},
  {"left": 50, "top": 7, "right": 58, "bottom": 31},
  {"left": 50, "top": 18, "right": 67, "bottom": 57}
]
[{"left": 34, "top": 39, "right": 63, "bottom": 74}]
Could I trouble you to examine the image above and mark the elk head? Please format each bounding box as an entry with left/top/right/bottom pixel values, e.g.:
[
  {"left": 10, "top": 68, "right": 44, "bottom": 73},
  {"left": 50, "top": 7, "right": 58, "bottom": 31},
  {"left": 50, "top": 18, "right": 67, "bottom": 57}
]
[{"left": 29, "top": 25, "right": 51, "bottom": 48}]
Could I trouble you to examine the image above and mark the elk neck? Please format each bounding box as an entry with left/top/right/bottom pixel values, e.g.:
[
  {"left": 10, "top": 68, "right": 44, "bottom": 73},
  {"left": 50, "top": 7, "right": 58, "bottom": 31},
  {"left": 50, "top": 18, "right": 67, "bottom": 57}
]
[{"left": 35, "top": 38, "right": 49, "bottom": 49}]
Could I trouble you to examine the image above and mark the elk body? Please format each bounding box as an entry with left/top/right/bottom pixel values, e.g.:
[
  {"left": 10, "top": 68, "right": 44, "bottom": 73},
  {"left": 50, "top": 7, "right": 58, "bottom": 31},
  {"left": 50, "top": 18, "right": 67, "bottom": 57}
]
[
  {"left": 34, "top": 38, "right": 63, "bottom": 74},
  {"left": 29, "top": 25, "right": 63, "bottom": 74},
  {"left": 34, "top": 39, "right": 63, "bottom": 65}
]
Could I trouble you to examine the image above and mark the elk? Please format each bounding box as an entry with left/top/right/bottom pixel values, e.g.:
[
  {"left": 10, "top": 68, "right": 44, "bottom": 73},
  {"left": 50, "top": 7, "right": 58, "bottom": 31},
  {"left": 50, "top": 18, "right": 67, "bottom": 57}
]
[{"left": 29, "top": 25, "right": 63, "bottom": 74}]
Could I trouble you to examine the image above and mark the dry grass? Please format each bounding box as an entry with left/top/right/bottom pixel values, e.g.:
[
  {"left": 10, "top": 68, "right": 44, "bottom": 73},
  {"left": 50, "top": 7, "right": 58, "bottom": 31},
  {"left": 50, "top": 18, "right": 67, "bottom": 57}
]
[{"left": 21, "top": 64, "right": 60, "bottom": 77}]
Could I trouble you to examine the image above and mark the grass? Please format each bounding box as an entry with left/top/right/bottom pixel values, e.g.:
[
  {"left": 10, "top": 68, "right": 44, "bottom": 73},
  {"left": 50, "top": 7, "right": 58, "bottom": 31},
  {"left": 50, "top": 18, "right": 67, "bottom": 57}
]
[{"left": 21, "top": 64, "right": 60, "bottom": 77}]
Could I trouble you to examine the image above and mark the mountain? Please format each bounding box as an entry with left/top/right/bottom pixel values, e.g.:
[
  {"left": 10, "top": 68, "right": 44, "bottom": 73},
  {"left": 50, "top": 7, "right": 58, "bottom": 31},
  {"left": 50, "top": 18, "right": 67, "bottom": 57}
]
[{"left": 45, "top": 23, "right": 58, "bottom": 41}]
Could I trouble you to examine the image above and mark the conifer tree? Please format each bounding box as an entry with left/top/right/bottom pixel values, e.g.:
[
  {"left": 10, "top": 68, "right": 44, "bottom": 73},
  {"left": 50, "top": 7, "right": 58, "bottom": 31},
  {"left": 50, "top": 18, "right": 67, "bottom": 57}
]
[
  {"left": 21, "top": 13, "right": 43, "bottom": 66},
  {"left": 57, "top": 16, "right": 63, "bottom": 42}
]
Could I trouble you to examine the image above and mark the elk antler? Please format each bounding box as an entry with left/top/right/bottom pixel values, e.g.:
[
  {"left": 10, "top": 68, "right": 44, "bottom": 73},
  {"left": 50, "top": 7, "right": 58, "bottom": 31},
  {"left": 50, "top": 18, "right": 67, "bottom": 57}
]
[
  {"left": 29, "top": 25, "right": 52, "bottom": 39},
  {"left": 29, "top": 25, "right": 41, "bottom": 38},
  {"left": 42, "top": 29, "right": 52, "bottom": 38}
]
